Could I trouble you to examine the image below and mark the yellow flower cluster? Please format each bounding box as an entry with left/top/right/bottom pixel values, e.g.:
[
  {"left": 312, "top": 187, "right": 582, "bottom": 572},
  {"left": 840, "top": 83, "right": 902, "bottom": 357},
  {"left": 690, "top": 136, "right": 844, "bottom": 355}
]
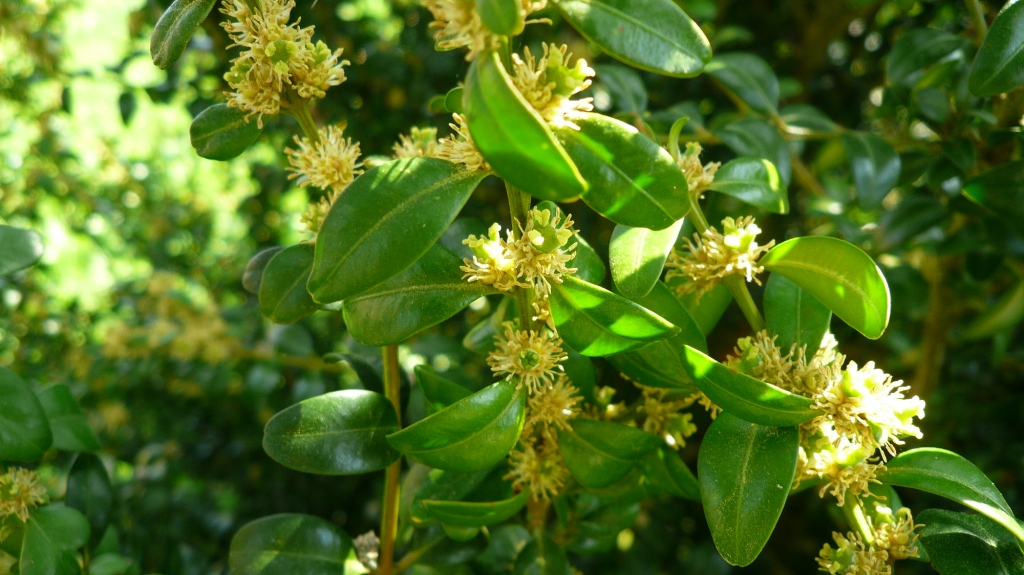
[
  {"left": 817, "top": 508, "right": 920, "bottom": 574},
  {"left": 392, "top": 126, "right": 440, "bottom": 159},
  {"left": 677, "top": 142, "right": 721, "bottom": 194},
  {"left": 666, "top": 216, "right": 775, "bottom": 300},
  {"left": 286, "top": 125, "right": 364, "bottom": 193},
  {"left": 488, "top": 323, "right": 567, "bottom": 394},
  {"left": 510, "top": 43, "right": 595, "bottom": 126},
  {"left": 423, "top": 0, "right": 547, "bottom": 61},
  {"left": 638, "top": 386, "right": 699, "bottom": 450},
  {"left": 0, "top": 468, "right": 47, "bottom": 522},
  {"left": 505, "top": 440, "right": 570, "bottom": 501},
  {"left": 436, "top": 113, "right": 490, "bottom": 172},
  {"left": 220, "top": 0, "right": 349, "bottom": 126}
]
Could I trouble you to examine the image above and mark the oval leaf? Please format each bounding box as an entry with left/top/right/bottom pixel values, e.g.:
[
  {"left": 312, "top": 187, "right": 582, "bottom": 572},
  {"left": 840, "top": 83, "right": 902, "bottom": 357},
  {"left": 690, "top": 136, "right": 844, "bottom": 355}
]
[
  {"left": 549, "top": 275, "right": 680, "bottom": 357},
  {"left": 309, "top": 157, "right": 487, "bottom": 303},
  {"left": 475, "top": 0, "right": 524, "bottom": 35},
  {"left": 259, "top": 244, "right": 319, "bottom": 325},
  {"left": 551, "top": 0, "right": 711, "bottom": 77},
  {"left": 464, "top": 51, "right": 585, "bottom": 201},
  {"left": 387, "top": 380, "right": 526, "bottom": 472},
  {"left": 610, "top": 220, "right": 683, "bottom": 299},
  {"left": 641, "top": 447, "right": 700, "bottom": 500},
  {"left": 411, "top": 467, "right": 496, "bottom": 524},
  {"left": 760, "top": 236, "right": 891, "bottom": 340},
  {"left": 230, "top": 514, "right": 352, "bottom": 575},
  {"left": 190, "top": 103, "right": 263, "bottom": 161},
  {"left": 681, "top": 346, "right": 818, "bottom": 426},
  {"left": 263, "top": 390, "right": 401, "bottom": 475},
  {"left": 918, "top": 509, "right": 1024, "bottom": 575},
  {"left": 879, "top": 448, "right": 1024, "bottom": 544},
  {"left": 66, "top": 453, "right": 114, "bottom": 551},
  {"left": 37, "top": 384, "right": 101, "bottom": 452},
  {"left": 763, "top": 274, "right": 832, "bottom": 351},
  {"left": 715, "top": 118, "right": 792, "bottom": 185},
  {"left": 968, "top": 1, "right": 1024, "bottom": 97},
  {"left": 554, "top": 112, "right": 690, "bottom": 230},
  {"left": 416, "top": 365, "right": 472, "bottom": 414},
  {"left": 698, "top": 413, "right": 799, "bottom": 567},
  {"left": 705, "top": 53, "right": 779, "bottom": 115},
  {"left": 841, "top": 132, "right": 901, "bottom": 211},
  {"left": 0, "top": 366, "right": 52, "bottom": 461},
  {"left": 20, "top": 506, "right": 91, "bottom": 575},
  {"left": 0, "top": 225, "right": 44, "bottom": 275},
  {"left": 886, "top": 28, "right": 965, "bottom": 88},
  {"left": 707, "top": 157, "right": 788, "bottom": 214},
  {"left": 243, "top": 247, "right": 284, "bottom": 295},
  {"left": 558, "top": 419, "right": 663, "bottom": 488},
  {"left": 150, "top": 0, "right": 216, "bottom": 69},
  {"left": 422, "top": 492, "right": 528, "bottom": 527},
  {"left": 343, "top": 243, "right": 496, "bottom": 346},
  {"left": 670, "top": 279, "right": 733, "bottom": 336}
]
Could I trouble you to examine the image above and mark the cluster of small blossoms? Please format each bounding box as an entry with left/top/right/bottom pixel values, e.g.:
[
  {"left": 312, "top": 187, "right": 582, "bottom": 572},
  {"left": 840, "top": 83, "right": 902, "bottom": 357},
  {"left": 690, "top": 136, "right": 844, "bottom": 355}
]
[
  {"left": 220, "top": 0, "right": 349, "bottom": 126},
  {"left": 424, "top": 0, "right": 547, "bottom": 61},
  {"left": 637, "top": 385, "right": 699, "bottom": 450},
  {"left": 488, "top": 323, "right": 567, "bottom": 394},
  {"left": 392, "top": 126, "right": 440, "bottom": 159},
  {"left": 817, "top": 507, "right": 921, "bottom": 575},
  {"left": 510, "top": 43, "right": 595, "bottom": 127},
  {"left": 665, "top": 216, "right": 775, "bottom": 300},
  {"left": 677, "top": 142, "right": 721, "bottom": 194},
  {"left": 436, "top": 113, "right": 490, "bottom": 172},
  {"left": 0, "top": 468, "right": 47, "bottom": 523},
  {"left": 285, "top": 125, "right": 365, "bottom": 238}
]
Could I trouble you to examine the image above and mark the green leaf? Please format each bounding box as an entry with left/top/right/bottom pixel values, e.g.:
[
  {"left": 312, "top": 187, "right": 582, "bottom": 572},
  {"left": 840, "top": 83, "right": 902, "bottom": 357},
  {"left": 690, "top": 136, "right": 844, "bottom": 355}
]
[
  {"left": 66, "top": 453, "right": 114, "bottom": 551},
  {"left": 551, "top": 0, "right": 711, "bottom": 77},
  {"left": 608, "top": 281, "right": 706, "bottom": 390},
  {"left": 0, "top": 366, "right": 52, "bottom": 461},
  {"left": 886, "top": 28, "right": 965, "bottom": 88},
  {"left": 715, "top": 118, "right": 791, "bottom": 185},
  {"left": 879, "top": 448, "right": 1024, "bottom": 544},
  {"left": 549, "top": 276, "right": 680, "bottom": 357},
  {"left": 343, "top": 244, "right": 496, "bottom": 346},
  {"left": 640, "top": 447, "right": 700, "bottom": 500},
  {"left": 963, "top": 279, "right": 1024, "bottom": 339},
  {"left": 778, "top": 104, "right": 838, "bottom": 134},
  {"left": 705, "top": 53, "right": 779, "bottom": 115},
  {"left": 681, "top": 346, "right": 818, "bottom": 426},
  {"left": 0, "top": 225, "right": 44, "bottom": 275},
  {"left": 513, "top": 535, "right": 572, "bottom": 575},
  {"left": 387, "top": 381, "right": 526, "bottom": 472},
  {"left": 230, "top": 514, "right": 352, "bottom": 575},
  {"left": 37, "top": 384, "right": 100, "bottom": 452},
  {"left": 20, "top": 506, "right": 91, "bottom": 575},
  {"left": 707, "top": 157, "right": 788, "bottom": 214},
  {"left": 918, "top": 509, "right": 1024, "bottom": 575},
  {"left": 416, "top": 366, "right": 472, "bottom": 414},
  {"left": 594, "top": 64, "right": 648, "bottom": 114},
  {"left": 610, "top": 220, "right": 683, "bottom": 299},
  {"left": 697, "top": 413, "right": 799, "bottom": 567},
  {"left": 760, "top": 236, "right": 891, "bottom": 340},
  {"left": 841, "top": 132, "right": 901, "bottom": 211},
  {"left": 554, "top": 112, "right": 690, "bottom": 230},
  {"left": 190, "top": 104, "right": 263, "bottom": 161},
  {"left": 963, "top": 160, "right": 1024, "bottom": 234},
  {"left": 558, "top": 419, "right": 663, "bottom": 488},
  {"left": 464, "top": 51, "right": 586, "bottom": 201},
  {"left": 150, "top": 0, "right": 216, "bottom": 69},
  {"left": 422, "top": 492, "right": 528, "bottom": 527},
  {"left": 243, "top": 247, "right": 284, "bottom": 295},
  {"left": 475, "top": 0, "right": 524, "bottom": 35},
  {"left": 763, "top": 274, "right": 832, "bottom": 351},
  {"left": 258, "top": 244, "right": 319, "bottom": 325},
  {"left": 670, "top": 280, "right": 733, "bottom": 336},
  {"left": 263, "top": 390, "right": 401, "bottom": 475},
  {"left": 309, "top": 158, "right": 487, "bottom": 303},
  {"left": 969, "top": 1, "right": 1024, "bottom": 97},
  {"left": 411, "top": 467, "right": 495, "bottom": 524}
]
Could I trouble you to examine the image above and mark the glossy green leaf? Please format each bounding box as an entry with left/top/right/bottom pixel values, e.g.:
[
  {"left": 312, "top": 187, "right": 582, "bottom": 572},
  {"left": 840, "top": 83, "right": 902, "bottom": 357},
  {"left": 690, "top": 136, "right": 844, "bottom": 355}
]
[
  {"left": 388, "top": 381, "right": 526, "bottom": 472},
  {"left": 968, "top": 0, "right": 1024, "bottom": 96},
  {"left": 842, "top": 132, "right": 901, "bottom": 211},
  {"left": 551, "top": 0, "right": 711, "bottom": 77},
  {"left": 258, "top": 244, "right": 319, "bottom": 325},
  {"left": 190, "top": 104, "right": 263, "bottom": 161},
  {"left": 594, "top": 64, "right": 648, "bottom": 114},
  {"left": 0, "top": 225, "right": 44, "bottom": 275},
  {"left": 962, "top": 160, "right": 1024, "bottom": 233},
  {"left": 610, "top": 220, "right": 682, "bottom": 298},
  {"left": 763, "top": 274, "right": 832, "bottom": 351},
  {"left": 681, "top": 346, "right": 818, "bottom": 426},
  {"left": 513, "top": 534, "right": 572, "bottom": 575},
  {"left": 641, "top": 447, "right": 700, "bottom": 500},
  {"left": 698, "top": 413, "right": 799, "bottom": 567},
  {"left": 554, "top": 112, "right": 690, "bottom": 230},
  {"left": 879, "top": 448, "right": 1024, "bottom": 544},
  {"left": 558, "top": 419, "right": 663, "bottom": 488},
  {"left": 416, "top": 365, "right": 472, "bottom": 414},
  {"left": 0, "top": 366, "right": 52, "bottom": 461},
  {"left": 608, "top": 281, "right": 706, "bottom": 390},
  {"left": 243, "top": 247, "right": 284, "bottom": 295},
  {"left": 705, "top": 53, "right": 779, "bottom": 115},
  {"left": 309, "top": 158, "right": 487, "bottom": 303},
  {"left": 671, "top": 279, "right": 733, "bottom": 336},
  {"left": 562, "top": 347, "right": 596, "bottom": 402},
  {"left": 37, "top": 384, "right": 101, "bottom": 452},
  {"left": 66, "top": 453, "right": 114, "bottom": 551},
  {"left": 464, "top": 51, "right": 585, "bottom": 201},
  {"left": 549, "top": 276, "right": 680, "bottom": 357},
  {"left": 475, "top": 0, "right": 523, "bottom": 35},
  {"left": 423, "top": 492, "right": 527, "bottom": 527},
  {"left": 707, "top": 157, "right": 788, "bottom": 214},
  {"left": 761, "top": 236, "right": 891, "bottom": 340},
  {"left": 263, "top": 390, "right": 400, "bottom": 475},
  {"left": 411, "top": 467, "right": 495, "bottom": 524},
  {"left": 343, "top": 244, "right": 496, "bottom": 346},
  {"left": 20, "top": 506, "right": 91, "bottom": 575},
  {"left": 886, "top": 28, "right": 965, "bottom": 88},
  {"left": 150, "top": 0, "right": 216, "bottom": 69},
  {"left": 230, "top": 514, "right": 351, "bottom": 575},
  {"left": 715, "top": 118, "right": 791, "bottom": 185},
  {"left": 918, "top": 509, "right": 1024, "bottom": 575},
  {"left": 963, "top": 279, "right": 1024, "bottom": 340},
  {"left": 778, "top": 104, "right": 838, "bottom": 134}
]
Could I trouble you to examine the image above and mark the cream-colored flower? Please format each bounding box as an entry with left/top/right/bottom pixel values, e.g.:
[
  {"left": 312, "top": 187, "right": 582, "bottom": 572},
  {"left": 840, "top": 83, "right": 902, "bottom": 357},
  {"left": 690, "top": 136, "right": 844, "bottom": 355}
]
[
  {"left": 0, "top": 468, "right": 47, "bottom": 522},
  {"left": 505, "top": 441, "right": 570, "bottom": 501},
  {"left": 638, "top": 386, "right": 698, "bottom": 450},
  {"left": 436, "top": 113, "right": 490, "bottom": 171},
  {"left": 510, "top": 43, "right": 594, "bottom": 126},
  {"left": 804, "top": 449, "right": 885, "bottom": 507},
  {"left": 665, "top": 216, "right": 775, "bottom": 299},
  {"left": 727, "top": 331, "right": 842, "bottom": 396},
  {"left": 424, "top": 0, "right": 546, "bottom": 61},
  {"left": 873, "top": 507, "right": 920, "bottom": 561},
  {"left": 461, "top": 223, "right": 523, "bottom": 291},
  {"left": 524, "top": 375, "right": 581, "bottom": 438},
  {"left": 286, "top": 125, "right": 363, "bottom": 192},
  {"left": 686, "top": 390, "right": 722, "bottom": 419},
  {"left": 393, "top": 126, "right": 441, "bottom": 159},
  {"left": 488, "top": 324, "right": 567, "bottom": 393},
  {"left": 677, "top": 142, "right": 721, "bottom": 194},
  {"left": 816, "top": 531, "right": 890, "bottom": 575}
]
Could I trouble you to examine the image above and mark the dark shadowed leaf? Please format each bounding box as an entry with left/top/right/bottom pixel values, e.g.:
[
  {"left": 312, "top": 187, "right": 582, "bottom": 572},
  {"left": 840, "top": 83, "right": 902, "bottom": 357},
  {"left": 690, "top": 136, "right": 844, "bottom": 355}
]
[
  {"left": 0, "top": 366, "right": 52, "bottom": 461},
  {"left": 229, "top": 514, "right": 352, "bottom": 575},
  {"left": 641, "top": 447, "right": 700, "bottom": 500},
  {"left": 37, "top": 384, "right": 100, "bottom": 452},
  {"left": 559, "top": 419, "right": 662, "bottom": 488},
  {"left": 423, "top": 491, "right": 528, "bottom": 527},
  {"left": 705, "top": 52, "right": 779, "bottom": 115},
  {"left": 259, "top": 244, "right": 320, "bottom": 325},
  {"left": 66, "top": 453, "right": 114, "bottom": 551},
  {"left": 190, "top": 104, "right": 263, "bottom": 161},
  {"left": 0, "top": 225, "right": 44, "bottom": 275},
  {"left": 20, "top": 506, "right": 90, "bottom": 575},
  {"left": 886, "top": 28, "right": 965, "bottom": 88},
  {"left": 842, "top": 132, "right": 901, "bottom": 211},
  {"left": 968, "top": 1, "right": 1024, "bottom": 96},
  {"left": 416, "top": 365, "right": 472, "bottom": 414},
  {"left": 918, "top": 509, "right": 1024, "bottom": 575}
]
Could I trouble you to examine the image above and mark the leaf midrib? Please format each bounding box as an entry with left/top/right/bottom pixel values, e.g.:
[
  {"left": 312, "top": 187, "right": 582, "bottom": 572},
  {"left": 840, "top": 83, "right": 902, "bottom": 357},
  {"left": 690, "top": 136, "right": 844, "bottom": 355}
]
[{"left": 763, "top": 258, "right": 883, "bottom": 332}]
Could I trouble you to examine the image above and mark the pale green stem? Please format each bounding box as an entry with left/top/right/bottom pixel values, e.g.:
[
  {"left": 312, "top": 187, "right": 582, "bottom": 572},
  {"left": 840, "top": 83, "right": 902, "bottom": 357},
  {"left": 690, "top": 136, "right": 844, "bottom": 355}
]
[
  {"left": 288, "top": 91, "right": 321, "bottom": 145},
  {"left": 842, "top": 497, "right": 876, "bottom": 545},
  {"left": 378, "top": 345, "right": 403, "bottom": 575},
  {"left": 505, "top": 182, "right": 541, "bottom": 332},
  {"left": 966, "top": 0, "right": 989, "bottom": 45}
]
